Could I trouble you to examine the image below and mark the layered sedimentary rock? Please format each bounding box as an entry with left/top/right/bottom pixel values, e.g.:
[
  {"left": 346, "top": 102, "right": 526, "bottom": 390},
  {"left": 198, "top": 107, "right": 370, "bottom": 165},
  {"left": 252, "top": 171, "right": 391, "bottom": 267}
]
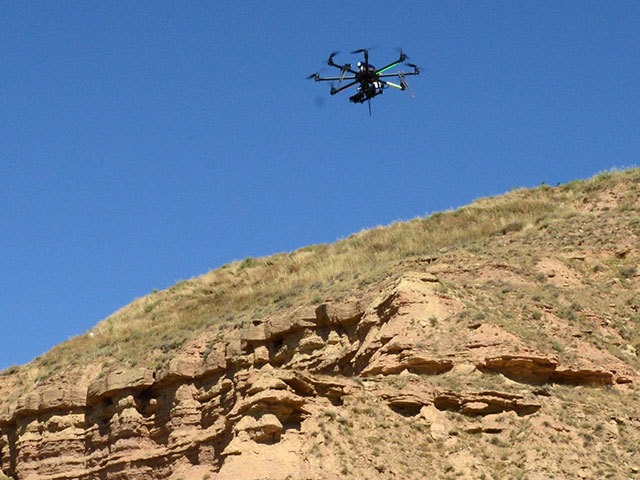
[{"left": 0, "top": 273, "right": 637, "bottom": 480}]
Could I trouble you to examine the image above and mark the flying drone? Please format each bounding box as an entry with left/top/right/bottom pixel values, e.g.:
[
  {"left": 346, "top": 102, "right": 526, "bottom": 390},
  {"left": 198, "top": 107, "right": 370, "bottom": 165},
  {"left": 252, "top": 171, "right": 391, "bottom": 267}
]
[{"left": 307, "top": 48, "right": 420, "bottom": 114}]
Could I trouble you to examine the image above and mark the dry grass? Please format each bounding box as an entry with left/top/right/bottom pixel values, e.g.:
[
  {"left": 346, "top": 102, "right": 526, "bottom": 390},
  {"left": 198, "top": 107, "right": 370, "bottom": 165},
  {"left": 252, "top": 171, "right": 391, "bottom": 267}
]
[
  {"left": 4, "top": 167, "right": 639, "bottom": 388},
  {"left": 307, "top": 377, "right": 640, "bottom": 480}
]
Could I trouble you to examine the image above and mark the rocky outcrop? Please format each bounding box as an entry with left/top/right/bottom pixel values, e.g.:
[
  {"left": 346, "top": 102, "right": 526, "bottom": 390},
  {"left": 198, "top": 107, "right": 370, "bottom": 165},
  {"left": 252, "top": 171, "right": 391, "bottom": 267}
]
[
  {"left": 361, "top": 346, "right": 453, "bottom": 376},
  {"left": 381, "top": 387, "right": 541, "bottom": 418},
  {"left": 0, "top": 273, "right": 637, "bottom": 480},
  {"left": 433, "top": 390, "right": 541, "bottom": 416},
  {"left": 477, "top": 354, "right": 629, "bottom": 385},
  {"left": 87, "top": 367, "right": 155, "bottom": 403}
]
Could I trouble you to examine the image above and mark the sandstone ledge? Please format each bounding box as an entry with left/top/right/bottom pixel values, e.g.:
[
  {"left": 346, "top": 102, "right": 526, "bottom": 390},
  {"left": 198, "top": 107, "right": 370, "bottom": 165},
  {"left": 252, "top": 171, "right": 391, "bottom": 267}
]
[{"left": 87, "top": 368, "right": 155, "bottom": 404}]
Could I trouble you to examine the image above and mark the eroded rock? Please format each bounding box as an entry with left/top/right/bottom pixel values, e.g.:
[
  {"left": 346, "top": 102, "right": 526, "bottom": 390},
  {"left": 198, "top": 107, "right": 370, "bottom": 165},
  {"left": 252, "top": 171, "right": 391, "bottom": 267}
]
[
  {"left": 478, "top": 354, "right": 619, "bottom": 386},
  {"left": 361, "top": 349, "right": 453, "bottom": 376},
  {"left": 87, "top": 367, "right": 155, "bottom": 404},
  {"left": 1, "top": 268, "right": 638, "bottom": 480},
  {"left": 434, "top": 390, "right": 541, "bottom": 416}
]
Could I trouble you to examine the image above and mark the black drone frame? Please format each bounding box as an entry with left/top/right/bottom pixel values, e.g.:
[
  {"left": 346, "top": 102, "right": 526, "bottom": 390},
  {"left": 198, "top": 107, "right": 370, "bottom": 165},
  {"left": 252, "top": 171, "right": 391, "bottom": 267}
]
[{"left": 308, "top": 48, "right": 420, "bottom": 114}]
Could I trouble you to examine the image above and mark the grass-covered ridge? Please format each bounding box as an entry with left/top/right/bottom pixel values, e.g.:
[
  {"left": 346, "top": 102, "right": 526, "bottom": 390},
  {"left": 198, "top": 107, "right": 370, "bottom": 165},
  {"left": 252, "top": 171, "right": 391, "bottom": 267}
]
[{"left": 4, "top": 167, "right": 640, "bottom": 390}]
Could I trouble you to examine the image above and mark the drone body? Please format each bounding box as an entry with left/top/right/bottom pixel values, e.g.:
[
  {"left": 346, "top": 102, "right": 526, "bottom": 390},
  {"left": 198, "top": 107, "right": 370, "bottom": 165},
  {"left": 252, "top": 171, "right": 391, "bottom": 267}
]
[{"left": 308, "top": 48, "right": 420, "bottom": 114}]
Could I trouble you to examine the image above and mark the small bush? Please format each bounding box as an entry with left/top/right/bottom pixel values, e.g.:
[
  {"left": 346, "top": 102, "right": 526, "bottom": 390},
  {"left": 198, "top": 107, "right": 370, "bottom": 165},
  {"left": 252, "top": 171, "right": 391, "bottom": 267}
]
[
  {"left": 0, "top": 365, "right": 20, "bottom": 376},
  {"left": 499, "top": 221, "right": 524, "bottom": 235},
  {"left": 552, "top": 339, "right": 565, "bottom": 353},
  {"left": 323, "top": 408, "right": 338, "bottom": 420},
  {"left": 144, "top": 300, "right": 160, "bottom": 313},
  {"left": 619, "top": 266, "right": 637, "bottom": 279}
]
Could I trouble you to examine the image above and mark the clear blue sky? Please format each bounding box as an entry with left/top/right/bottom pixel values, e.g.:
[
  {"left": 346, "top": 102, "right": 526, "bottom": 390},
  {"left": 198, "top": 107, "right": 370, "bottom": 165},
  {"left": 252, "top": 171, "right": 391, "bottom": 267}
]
[{"left": 2, "top": 2, "right": 639, "bottom": 370}]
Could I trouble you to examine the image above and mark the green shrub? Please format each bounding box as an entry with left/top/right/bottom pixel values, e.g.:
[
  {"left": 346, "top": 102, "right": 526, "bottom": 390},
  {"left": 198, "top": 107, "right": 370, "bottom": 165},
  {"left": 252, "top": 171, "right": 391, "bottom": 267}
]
[
  {"left": 620, "top": 266, "right": 637, "bottom": 279},
  {"left": 239, "top": 257, "right": 256, "bottom": 269}
]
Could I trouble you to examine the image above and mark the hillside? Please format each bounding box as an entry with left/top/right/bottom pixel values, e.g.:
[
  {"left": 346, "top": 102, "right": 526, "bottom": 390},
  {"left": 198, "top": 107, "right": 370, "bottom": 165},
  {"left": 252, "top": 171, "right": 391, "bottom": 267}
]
[{"left": 1, "top": 168, "right": 639, "bottom": 479}]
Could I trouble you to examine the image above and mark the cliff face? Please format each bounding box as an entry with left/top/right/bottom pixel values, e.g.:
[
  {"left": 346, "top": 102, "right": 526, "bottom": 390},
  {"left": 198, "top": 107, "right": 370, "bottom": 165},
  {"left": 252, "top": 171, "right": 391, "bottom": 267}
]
[
  {"left": 1, "top": 170, "right": 640, "bottom": 479},
  {"left": 2, "top": 275, "right": 639, "bottom": 480}
]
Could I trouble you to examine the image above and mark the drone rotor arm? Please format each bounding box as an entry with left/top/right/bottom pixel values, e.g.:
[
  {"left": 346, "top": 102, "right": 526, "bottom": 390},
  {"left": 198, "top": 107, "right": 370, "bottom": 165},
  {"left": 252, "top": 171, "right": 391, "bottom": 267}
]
[
  {"left": 314, "top": 75, "right": 356, "bottom": 82},
  {"left": 405, "top": 63, "right": 420, "bottom": 74},
  {"left": 327, "top": 52, "right": 358, "bottom": 75},
  {"left": 381, "top": 80, "right": 403, "bottom": 90},
  {"left": 377, "top": 70, "right": 419, "bottom": 78},
  {"left": 330, "top": 80, "right": 358, "bottom": 95},
  {"left": 375, "top": 61, "right": 402, "bottom": 75},
  {"left": 327, "top": 62, "right": 358, "bottom": 75},
  {"left": 374, "top": 50, "right": 410, "bottom": 75}
]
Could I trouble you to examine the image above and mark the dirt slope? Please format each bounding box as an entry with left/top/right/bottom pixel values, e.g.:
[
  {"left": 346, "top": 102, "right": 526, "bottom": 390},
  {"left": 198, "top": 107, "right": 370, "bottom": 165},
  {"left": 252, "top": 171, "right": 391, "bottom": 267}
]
[{"left": 1, "top": 168, "right": 639, "bottom": 479}]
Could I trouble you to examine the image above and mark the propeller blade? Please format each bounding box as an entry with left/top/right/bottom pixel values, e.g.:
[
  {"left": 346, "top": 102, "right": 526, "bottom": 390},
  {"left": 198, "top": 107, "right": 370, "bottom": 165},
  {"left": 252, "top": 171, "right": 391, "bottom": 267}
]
[
  {"left": 306, "top": 73, "right": 318, "bottom": 80},
  {"left": 395, "top": 47, "right": 408, "bottom": 62},
  {"left": 352, "top": 45, "right": 378, "bottom": 53},
  {"left": 405, "top": 63, "right": 420, "bottom": 73},
  {"left": 368, "top": 99, "right": 372, "bottom": 116},
  {"left": 328, "top": 51, "right": 340, "bottom": 64}
]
